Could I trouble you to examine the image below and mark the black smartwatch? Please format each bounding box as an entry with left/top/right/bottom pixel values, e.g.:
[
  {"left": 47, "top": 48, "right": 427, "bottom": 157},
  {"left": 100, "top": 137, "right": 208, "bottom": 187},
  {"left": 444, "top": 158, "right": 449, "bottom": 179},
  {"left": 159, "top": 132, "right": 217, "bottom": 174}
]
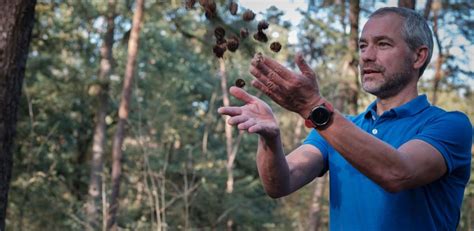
[{"left": 304, "top": 102, "right": 334, "bottom": 130}]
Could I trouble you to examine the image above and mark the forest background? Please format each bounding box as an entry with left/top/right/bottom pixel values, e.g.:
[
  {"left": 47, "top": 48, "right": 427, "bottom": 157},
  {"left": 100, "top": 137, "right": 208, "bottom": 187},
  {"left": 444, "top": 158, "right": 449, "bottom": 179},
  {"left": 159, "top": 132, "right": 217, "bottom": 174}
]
[{"left": 1, "top": 0, "right": 473, "bottom": 230}]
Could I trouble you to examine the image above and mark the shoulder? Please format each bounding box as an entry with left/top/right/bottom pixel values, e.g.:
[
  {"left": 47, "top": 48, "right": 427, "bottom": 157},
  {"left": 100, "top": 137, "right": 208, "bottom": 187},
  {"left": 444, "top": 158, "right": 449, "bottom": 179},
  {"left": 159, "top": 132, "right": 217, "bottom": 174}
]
[
  {"left": 423, "top": 106, "right": 472, "bottom": 134},
  {"left": 413, "top": 107, "right": 472, "bottom": 174}
]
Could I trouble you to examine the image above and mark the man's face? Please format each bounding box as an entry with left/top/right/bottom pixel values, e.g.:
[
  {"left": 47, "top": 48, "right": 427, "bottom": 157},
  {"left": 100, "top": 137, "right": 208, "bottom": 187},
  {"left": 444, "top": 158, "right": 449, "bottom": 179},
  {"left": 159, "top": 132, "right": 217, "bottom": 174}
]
[{"left": 358, "top": 13, "right": 416, "bottom": 99}]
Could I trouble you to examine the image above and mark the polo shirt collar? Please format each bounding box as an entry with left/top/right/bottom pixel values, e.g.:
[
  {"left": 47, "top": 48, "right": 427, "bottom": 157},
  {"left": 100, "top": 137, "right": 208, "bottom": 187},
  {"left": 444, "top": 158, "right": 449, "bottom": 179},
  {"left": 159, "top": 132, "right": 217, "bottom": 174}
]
[{"left": 363, "top": 94, "right": 430, "bottom": 119}]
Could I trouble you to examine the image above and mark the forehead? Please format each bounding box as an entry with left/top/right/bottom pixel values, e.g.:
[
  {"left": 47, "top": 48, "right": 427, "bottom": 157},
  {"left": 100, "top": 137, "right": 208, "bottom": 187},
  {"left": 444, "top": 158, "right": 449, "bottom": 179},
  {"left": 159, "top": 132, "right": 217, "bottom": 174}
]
[{"left": 360, "top": 13, "right": 405, "bottom": 41}]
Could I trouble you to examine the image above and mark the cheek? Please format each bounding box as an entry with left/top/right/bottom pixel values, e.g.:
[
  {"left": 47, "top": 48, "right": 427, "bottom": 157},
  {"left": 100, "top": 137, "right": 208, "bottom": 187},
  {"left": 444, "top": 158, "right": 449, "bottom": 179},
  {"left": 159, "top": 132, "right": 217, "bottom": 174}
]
[{"left": 390, "top": 51, "right": 415, "bottom": 71}]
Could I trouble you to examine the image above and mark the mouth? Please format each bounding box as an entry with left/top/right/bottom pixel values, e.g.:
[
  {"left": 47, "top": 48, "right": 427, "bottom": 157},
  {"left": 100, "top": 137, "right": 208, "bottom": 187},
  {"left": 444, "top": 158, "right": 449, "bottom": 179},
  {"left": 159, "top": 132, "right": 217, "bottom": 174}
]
[{"left": 362, "top": 69, "right": 381, "bottom": 75}]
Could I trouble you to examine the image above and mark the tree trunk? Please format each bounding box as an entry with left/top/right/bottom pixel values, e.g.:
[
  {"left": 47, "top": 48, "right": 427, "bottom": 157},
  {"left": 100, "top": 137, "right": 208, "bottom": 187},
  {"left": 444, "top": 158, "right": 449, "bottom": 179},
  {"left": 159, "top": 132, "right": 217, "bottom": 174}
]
[
  {"left": 292, "top": 118, "right": 304, "bottom": 149},
  {"left": 218, "top": 59, "right": 244, "bottom": 196},
  {"left": 86, "top": 0, "right": 116, "bottom": 230},
  {"left": 107, "top": 0, "right": 144, "bottom": 230},
  {"left": 202, "top": 91, "right": 217, "bottom": 155},
  {"left": 423, "top": 0, "right": 433, "bottom": 20},
  {"left": 398, "top": 0, "right": 416, "bottom": 9},
  {"left": 338, "top": 0, "right": 346, "bottom": 35},
  {"left": 431, "top": 7, "right": 443, "bottom": 106},
  {"left": 0, "top": 1, "right": 36, "bottom": 230},
  {"left": 347, "top": 0, "right": 360, "bottom": 115},
  {"left": 307, "top": 175, "right": 328, "bottom": 231},
  {"left": 469, "top": 196, "right": 474, "bottom": 231},
  {"left": 219, "top": 59, "right": 235, "bottom": 195},
  {"left": 218, "top": 59, "right": 245, "bottom": 230}
]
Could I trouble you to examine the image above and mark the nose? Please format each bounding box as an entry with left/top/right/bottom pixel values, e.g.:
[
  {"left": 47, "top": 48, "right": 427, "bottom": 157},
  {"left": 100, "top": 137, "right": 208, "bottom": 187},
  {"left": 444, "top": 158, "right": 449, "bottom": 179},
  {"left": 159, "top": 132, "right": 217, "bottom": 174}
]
[{"left": 360, "top": 45, "right": 376, "bottom": 63}]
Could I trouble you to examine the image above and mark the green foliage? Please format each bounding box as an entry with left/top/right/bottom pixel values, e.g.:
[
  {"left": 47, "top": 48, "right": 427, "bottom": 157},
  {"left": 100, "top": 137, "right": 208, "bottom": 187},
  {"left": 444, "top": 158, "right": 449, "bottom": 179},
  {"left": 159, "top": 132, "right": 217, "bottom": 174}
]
[{"left": 6, "top": 0, "right": 473, "bottom": 230}]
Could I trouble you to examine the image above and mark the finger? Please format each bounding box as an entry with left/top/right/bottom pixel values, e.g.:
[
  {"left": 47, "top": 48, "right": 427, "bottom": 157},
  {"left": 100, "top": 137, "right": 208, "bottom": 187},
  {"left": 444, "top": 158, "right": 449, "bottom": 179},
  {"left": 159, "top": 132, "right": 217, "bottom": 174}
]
[
  {"left": 237, "top": 118, "right": 256, "bottom": 130},
  {"left": 247, "top": 123, "right": 261, "bottom": 134},
  {"left": 249, "top": 65, "right": 264, "bottom": 80},
  {"left": 249, "top": 124, "right": 278, "bottom": 137},
  {"left": 227, "top": 115, "right": 249, "bottom": 125},
  {"left": 250, "top": 52, "right": 264, "bottom": 67},
  {"left": 217, "top": 106, "right": 242, "bottom": 116},
  {"left": 250, "top": 67, "right": 284, "bottom": 92},
  {"left": 229, "top": 86, "right": 254, "bottom": 104},
  {"left": 249, "top": 66, "right": 274, "bottom": 87},
  {"left": 253, "top": 53, "right": 293, "bottom": 80},
  {"left": 251, "top": 58, "right": 270, "bottom": 76},
  {"left": 251, "top": 80, "right": 284, "bottom": 103},
  {"left": 251, "top": 62, "right": 285, "bottom": 84},
  {"left": 295, "top": 52, "right": 316, "bottom": 79}
]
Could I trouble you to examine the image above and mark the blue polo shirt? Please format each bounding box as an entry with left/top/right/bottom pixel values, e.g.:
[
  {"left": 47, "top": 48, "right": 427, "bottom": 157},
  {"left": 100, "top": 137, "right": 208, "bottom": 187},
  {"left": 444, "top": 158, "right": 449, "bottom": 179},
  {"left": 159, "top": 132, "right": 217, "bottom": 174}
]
[{"left": 303, "top": 95, "right": 472, "bottom": 231}]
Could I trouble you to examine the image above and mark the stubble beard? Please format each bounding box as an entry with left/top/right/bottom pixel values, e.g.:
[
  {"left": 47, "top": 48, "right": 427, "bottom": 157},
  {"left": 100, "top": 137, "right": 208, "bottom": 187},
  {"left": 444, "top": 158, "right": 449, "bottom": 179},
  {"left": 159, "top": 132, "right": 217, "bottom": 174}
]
[{"left": 361, "top": 62, "right": 413, "bottom": 99}]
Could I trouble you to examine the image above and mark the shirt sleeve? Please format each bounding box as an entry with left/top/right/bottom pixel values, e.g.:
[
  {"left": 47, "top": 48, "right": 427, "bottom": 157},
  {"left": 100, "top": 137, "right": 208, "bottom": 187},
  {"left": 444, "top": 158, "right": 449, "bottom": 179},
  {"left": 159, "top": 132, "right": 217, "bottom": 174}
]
[
  {"left": 412, "top": 111, "right": 472, "bottom": 174},
  {"left": 303, "top": 129, "right": 330, "bottom": 176}
]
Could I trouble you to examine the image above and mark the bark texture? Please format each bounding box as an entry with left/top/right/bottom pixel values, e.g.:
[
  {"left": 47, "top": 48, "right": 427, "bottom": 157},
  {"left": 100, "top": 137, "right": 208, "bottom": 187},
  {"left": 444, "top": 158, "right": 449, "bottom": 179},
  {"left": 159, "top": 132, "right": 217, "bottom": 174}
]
[
  {"left": 346, "top": 0, "right": 360, "bottom": 115},
  {"left": 0, "top": 0, "right": 37, "bottom": 230},
  {"left": 107, "top": 0, "right": 144, "bottom": 229},
  {"left": 398, "top": 0, "right": 416, "bottom": 9},
  {"left": 431, "top": 6, "right": 443, "bottom": 106},
  {"left": 86, "top": 0, "right": 117, "bottom": 230}
]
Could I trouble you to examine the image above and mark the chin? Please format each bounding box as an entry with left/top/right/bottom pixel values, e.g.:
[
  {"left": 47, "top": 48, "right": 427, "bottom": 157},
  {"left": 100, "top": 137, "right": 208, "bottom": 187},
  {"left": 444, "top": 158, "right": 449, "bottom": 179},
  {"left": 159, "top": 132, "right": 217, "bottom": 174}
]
[{"left": 362, "top": 82, "right": 379, "bottom": 93}]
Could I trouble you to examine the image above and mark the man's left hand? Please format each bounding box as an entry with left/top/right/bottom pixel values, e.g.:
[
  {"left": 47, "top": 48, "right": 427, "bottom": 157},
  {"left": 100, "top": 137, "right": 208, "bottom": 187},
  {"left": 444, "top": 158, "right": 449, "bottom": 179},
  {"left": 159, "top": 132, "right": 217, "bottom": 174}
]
[{"left": 249, "top": 52, "right": 323, "bottom": 118}]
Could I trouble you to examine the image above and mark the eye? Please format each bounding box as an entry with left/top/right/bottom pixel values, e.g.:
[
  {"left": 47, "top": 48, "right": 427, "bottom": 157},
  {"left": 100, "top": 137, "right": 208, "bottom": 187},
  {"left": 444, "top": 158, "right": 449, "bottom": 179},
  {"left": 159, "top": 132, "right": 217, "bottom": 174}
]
[
  {"left": 378, "top": 42, "right": 391, "bottom": 48},
  {"left": 359, "top": 43, "right": 367, "bottom": 50}
]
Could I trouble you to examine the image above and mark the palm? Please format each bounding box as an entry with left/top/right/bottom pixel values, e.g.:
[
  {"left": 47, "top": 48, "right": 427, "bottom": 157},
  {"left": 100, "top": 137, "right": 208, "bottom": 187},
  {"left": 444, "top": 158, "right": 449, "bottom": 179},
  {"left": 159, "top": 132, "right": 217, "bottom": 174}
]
[{"left": 218, "top": 87, "right": 280, "bottom": 138}]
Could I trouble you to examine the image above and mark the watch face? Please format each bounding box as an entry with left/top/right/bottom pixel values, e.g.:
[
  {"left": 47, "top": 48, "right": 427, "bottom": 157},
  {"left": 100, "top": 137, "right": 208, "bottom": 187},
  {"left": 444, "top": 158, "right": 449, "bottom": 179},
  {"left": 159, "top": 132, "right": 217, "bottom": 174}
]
[{"left": 310, "top": 106, "right": 330, "bottom": 125}]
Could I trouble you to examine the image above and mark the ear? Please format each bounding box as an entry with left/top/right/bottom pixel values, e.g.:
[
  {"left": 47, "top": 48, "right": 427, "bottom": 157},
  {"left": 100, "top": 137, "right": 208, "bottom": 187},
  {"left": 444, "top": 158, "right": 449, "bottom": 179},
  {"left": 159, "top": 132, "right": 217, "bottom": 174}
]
[{"left": 413, "top": 46, "right": 429, "bottom": 70}]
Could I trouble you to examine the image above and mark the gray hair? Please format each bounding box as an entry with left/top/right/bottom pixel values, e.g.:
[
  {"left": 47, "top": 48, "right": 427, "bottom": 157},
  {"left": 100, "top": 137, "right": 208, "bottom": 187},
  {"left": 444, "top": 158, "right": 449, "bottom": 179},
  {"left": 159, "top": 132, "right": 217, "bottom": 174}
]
[{"left": 370, "top": 7, "right": 434, "bottom": 77}]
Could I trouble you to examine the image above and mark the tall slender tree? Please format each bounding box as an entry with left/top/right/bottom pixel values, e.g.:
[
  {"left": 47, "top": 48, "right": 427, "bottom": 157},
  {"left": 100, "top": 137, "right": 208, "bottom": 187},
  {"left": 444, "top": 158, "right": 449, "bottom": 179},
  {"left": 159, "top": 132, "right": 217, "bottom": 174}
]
[
  {"left": 86, "top": 0, "right": 117, "bottom": 230},
  {"left": 430, "top": 3, "right": 444, "bottom": 106},
  {"left": 0, "top": 1, "right": 37, "bottom": 230},
  {"left": 107, "top": 0, "right": 145, "bottom": 229},
  {"left": 346, "top": 0, "right": 360, "bottom": 115},
  {"left": 398, "top": 0, "right": 416, "bottom": 9}
]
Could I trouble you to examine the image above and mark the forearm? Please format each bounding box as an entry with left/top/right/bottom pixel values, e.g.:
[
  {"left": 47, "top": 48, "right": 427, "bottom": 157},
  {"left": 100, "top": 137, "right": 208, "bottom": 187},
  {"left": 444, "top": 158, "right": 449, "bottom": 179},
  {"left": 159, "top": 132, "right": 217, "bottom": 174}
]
[
  {"left": 319, "top": 112, "right": 410, "bottom": 192},
  {"left": 256, "top": 132, "right": 291, "bottom": 198}
]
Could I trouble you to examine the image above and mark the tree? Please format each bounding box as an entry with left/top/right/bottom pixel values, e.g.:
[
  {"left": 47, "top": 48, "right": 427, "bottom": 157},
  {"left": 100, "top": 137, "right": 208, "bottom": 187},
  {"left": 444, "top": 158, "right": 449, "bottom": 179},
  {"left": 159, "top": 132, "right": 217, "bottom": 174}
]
[
  {"left": 2, "top": 1, "right": 471, "bottom": 230},
  {"left": 0, "top": 1, "right": 37, "bottom": 230},
  {"left": 398, "top": 0, "right": 416, "bottom": 9},
  {"left": 107, "top": 0, "right": 145, "bottom": 229},
  {"left": 86, "top": 0, "right": 117, "bottom": 230},
  {"left": 345, "top": 0, "right": 360, "bottom": 114}
]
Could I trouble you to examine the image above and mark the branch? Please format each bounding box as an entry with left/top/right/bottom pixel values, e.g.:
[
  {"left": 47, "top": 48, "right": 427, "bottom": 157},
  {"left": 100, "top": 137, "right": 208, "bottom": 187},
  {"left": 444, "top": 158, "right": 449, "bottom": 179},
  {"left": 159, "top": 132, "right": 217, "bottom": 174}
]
[{"left": 172, "top": 19, "right": 211, "bottom": 46}]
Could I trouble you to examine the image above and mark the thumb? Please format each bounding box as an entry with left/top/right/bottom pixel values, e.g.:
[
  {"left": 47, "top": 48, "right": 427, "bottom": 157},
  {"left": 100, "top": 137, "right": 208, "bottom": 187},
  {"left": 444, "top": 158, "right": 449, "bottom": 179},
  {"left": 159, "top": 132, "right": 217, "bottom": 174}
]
[{"left": 295, "top": 52, "right": 315, "bottom": 79}]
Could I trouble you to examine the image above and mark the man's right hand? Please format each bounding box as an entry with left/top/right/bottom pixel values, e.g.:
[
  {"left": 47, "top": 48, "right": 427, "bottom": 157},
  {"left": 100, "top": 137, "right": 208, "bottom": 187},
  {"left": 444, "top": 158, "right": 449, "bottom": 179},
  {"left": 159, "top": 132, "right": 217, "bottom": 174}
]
[{"left": 217, "top": 86, "right": 280, "bottom": 139}]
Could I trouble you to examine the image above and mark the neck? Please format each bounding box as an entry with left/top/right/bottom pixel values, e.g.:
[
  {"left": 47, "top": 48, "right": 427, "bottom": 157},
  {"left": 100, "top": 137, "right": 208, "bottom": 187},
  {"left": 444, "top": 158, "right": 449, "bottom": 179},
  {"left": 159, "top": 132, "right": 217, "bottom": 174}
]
[{"left": 375, "top": 83, "right": 418, "bottom": 115}]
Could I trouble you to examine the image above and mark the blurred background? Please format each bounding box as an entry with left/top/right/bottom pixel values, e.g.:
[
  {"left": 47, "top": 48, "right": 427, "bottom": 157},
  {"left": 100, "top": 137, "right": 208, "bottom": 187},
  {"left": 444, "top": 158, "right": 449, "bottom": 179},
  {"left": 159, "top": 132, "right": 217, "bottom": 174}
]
[{"left": 5, "top": 0, "right": 473, "bottom": 230}]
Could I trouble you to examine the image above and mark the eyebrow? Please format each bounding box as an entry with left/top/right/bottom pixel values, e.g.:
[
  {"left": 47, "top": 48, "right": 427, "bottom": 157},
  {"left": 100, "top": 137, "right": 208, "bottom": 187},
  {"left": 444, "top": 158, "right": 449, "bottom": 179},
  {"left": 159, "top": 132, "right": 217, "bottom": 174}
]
[{"left": 359, "top": 35, "right": 395, "bottom": 44}]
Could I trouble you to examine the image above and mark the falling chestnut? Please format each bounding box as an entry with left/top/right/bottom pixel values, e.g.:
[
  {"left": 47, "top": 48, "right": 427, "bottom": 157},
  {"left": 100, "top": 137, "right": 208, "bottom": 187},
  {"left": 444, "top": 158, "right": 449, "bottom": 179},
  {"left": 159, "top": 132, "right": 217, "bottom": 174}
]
[
  {"left": 235, "top": 79, "right": 246, "bottom": 88},
  {"left": 253, "top": 31, "right": 268, "bottom": 43},
  {"left": 204, "top": 1, "right": 217, "bottom": 19},
  {"left": 257, "top": 20, "right": 269, "bottom": 31},
  {"left": 242, "top": 10, "right": 256, "bottom": 21},
  {"left": 214, "top": 26, "right": 225, "bottom": 40},
  {"left": 270, "top": 42, "right": 282, "bottom": 52},
  {"left": 213, "top": 44, "right": 226, "bottom": 58},
  {"left": 229, "top": 1, "right": 238, "bottom": 15},
  {"left": 227, "top": 36, "right": 239, "bottom": 52},
  {"left": 185, "top": 0, "right": 196, "bottom": 9}
]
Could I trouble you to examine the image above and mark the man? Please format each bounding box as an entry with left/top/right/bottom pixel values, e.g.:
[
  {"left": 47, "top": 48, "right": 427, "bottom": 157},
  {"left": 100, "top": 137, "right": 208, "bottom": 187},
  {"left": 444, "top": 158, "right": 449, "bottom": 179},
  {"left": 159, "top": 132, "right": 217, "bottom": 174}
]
[{"left": 217, "top": 7, "right": 472, "bottom": 230}]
